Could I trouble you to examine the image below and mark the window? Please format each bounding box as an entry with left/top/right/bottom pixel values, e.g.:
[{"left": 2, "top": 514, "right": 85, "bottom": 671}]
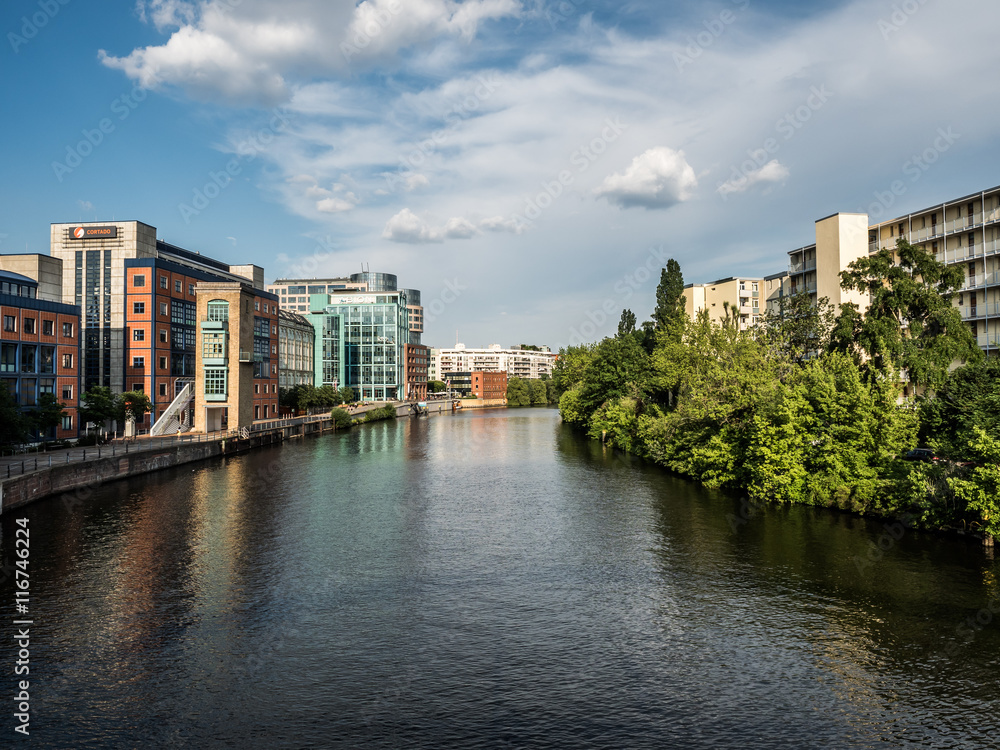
[
  {"left": 159, "top": 328, "right": 168, "bottom": 343},
  {"left": 255, "top": 384, "right": 260, "bottom": 394},
  {"left": 159, "top": 301, "right": 168, "bottom": 316},
  {"left": 188, "top": 284, "right": 195, "bottom": 296},
  {"left": 174, "top": 279, "right": 182, "bottom": 293},
  {"left": 132, "top": 273, "right": 148, "bottom": 288},
  {"left": 3, "top": 316, "right": 15, "bottom": 333},
  {"left": 203, "top": 331, "right": 226, "bottom": 358},
  {"left": 160, "top": 276, "right": 168, "bottom": 289},
  {"left": 0, "top": 344, "right": 15, "bottom": 373},
  {"left": 61, "top": 415, "right": 73, "bottom": 431},
  {"left": 255, "top": 300, "right": 260, "bottom": 311},
  {"left": 132, "top": 356, "right": 145, "bottom": 368},
  {"left": 159, "top": 383, "right": 167, "bottom": 397},
  {"left": 39, "top": 379, "right": 54, "bottom": 396},
  {"left": 62, "top": 353, "right": 73, "bottom": 369},
  {"left": 255, "top": 405, "right": 260, "bottom": 420},
  {"left": 23, "top": 318, "right": 35, "bottom": 334},
  {"left": 40, "top": 347, "right": 54, "bottom": 373},
  {"left": 42, "top": 319, "right": 54, "bottom": 336},
  {"left": 133, "top": 329, "right": 145, "bottom": 341},
  {"left": 62, "top": 384, "right": 73, "bottom": 400},
  {"left": 159, "top": 356, "right": 167, "bottom": 370},
  {"left": 133, "top": 301, "right": 145, "bottom": 315},
  {"left": 205, "top": 368, "right": 227, "bottom": 397},
  {"left": 132, "top": 383, "right": 144, "bottom": 392},
  {"left": 62, "top": 322, "right": 73, "bottom": 338},
  {"left": 207, "top": 300, "right": 229, "bottom": 322},
  {"left": 20, "top": 345, "right": 36, "bottom": 373}
]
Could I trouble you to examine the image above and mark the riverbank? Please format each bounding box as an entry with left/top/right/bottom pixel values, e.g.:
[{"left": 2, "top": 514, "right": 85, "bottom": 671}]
[{"left": 0, "top": 399, "right": 466, "bottom": 514}]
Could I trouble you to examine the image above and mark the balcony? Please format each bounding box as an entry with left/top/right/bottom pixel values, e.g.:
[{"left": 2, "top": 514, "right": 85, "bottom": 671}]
[
  {"left": 238, "top": 351, "right": 253, "bottom": 362},
  {"left": 977, "top": 333, "right": 1000, "bottom": 348},
  {"left": 788, "top": 259, "right": 817, "bottom": 274}
]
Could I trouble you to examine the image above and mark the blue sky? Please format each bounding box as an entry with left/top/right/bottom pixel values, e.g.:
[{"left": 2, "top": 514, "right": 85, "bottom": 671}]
[{"left": 1, "top": 0, "right": 998, "bottom": 350}]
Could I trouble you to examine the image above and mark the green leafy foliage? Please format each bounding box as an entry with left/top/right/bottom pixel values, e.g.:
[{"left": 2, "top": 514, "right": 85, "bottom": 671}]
[
  {"left": 0, "top": 386, "right": 29, "bottom": 449},
  {"left": 506, "top": 377, "right": 531, "bottom": 407}
]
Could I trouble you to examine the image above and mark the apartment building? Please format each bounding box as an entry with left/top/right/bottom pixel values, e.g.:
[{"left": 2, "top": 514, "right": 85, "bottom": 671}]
[
  {"left": 404, "top": 343, "right": 429, "bottom": 401},
  {"left": 471, "top": 370, "right": 508, "bottom": 400},
  {"left": 434, "top": 344, "right": 557, "bottom": 380},
  {"left": 0, "top": 267, "right": 80, "bottom": 439},
  {"left": 684, "top": 276, "right": 764, "bottom": 330}
]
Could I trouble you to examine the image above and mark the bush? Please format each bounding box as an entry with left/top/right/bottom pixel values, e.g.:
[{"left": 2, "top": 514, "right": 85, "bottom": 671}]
[{"left": 331, "top": 408, "right": 352, "bottom": 429}]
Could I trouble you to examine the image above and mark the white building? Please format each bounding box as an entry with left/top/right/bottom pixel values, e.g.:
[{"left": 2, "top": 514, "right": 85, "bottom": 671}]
[{"left": 433, "top": 344, "right": 558, "bottom": 380}]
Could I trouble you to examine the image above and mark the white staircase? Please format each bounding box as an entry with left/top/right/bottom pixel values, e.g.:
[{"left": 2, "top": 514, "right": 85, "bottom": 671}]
[{"left": 150, "top": 381, "right": 195, "bottom": 436}]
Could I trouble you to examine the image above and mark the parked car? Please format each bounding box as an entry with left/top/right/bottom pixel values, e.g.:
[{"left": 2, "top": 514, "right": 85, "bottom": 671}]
[{"left": 902, "top": 448, "right": 938, "bottom": 462}]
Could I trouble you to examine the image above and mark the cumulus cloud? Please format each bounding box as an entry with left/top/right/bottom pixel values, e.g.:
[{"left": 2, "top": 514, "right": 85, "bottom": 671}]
[
  {"left": 100, "top": 0, "right": 520, "bottom": 104},
  {"left": 316, "top": 196, "right": 358, "bottom": 213},
  {"left": 595, "top": 147, "right": 697, "bottom": 209},
  {"left": 381, "top": 208, "right": 479, "bottom": 243},
  {"left": 480, "top": 215, "right": 524, "bottom": 234},
  {"left": 716, "top": 159, "right": 790, "bottom": 196}
]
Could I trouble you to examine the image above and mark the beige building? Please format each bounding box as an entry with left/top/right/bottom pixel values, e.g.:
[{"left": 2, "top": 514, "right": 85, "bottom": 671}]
[
  {"left": 763, "top": 272, "right": 789, "bottom": 316},
  {"left": 277, "top": 309, "right": 315, "bottom": 390},
  {"left": 787, "top": 213, "right": 871, "bottom": 312},
  {"left": 0, "top": 254, "right": 63, "bottom": 302},
  {"left": 193, "top": 281, "right": 279, "bottom": 433},
  {"left": 684, "top": 276, "right": 763, "bottom": 330},
  {"left": 434, "top": 344, "right": 557, "bottom": 380}
]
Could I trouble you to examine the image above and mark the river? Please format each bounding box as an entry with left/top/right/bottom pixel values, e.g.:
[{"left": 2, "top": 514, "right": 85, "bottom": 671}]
[{"left": 1, "top": 407, "right": 998, "bottom": 748}]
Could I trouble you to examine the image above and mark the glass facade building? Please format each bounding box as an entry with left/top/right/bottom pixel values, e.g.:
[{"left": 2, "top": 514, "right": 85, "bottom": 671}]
[{"left": 311, "top": 292, "right": 409, "bottom": 402}]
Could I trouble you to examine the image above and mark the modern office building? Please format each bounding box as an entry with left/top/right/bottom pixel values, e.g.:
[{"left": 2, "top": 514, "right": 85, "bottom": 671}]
[
  {"left": 309, "top": 290, "right": 410, "bottom": 402},
  {"left": 1, "top": 267, "right": 80, "bottom": 439},
  {"left": 277, "top": 309, "right": 315, "bottom": 390},
  {"left": 192, "top": 281, "right": 279, "bottom": 432},
  {"left": 269, "top": 272, "right": 424, "bottom": 344},
  {"left": 404, "top": 342, "right": 429, "bottom": 401},
  {"left": 434, "top": 344, "right": 558, "bottom": 380},
  {"left": 446, "top": 371, "right": 473, "bottom": 397},
  {"left": 49, "top": 220, "right": 267, "bottom": 429},
  {"left": 684, "top": 276, "right": 764, "bottom": 330},
  {"left": 471, "top": 370, "right": 508, "bottom": 400}
]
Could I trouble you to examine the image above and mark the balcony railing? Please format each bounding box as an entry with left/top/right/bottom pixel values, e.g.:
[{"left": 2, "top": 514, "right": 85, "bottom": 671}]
[
  {"left": 977, "top": 332, "right": 1000, "bottom": 348},
  {"left": 963, "top": 302, "right": 1000, "bottom": 319}
]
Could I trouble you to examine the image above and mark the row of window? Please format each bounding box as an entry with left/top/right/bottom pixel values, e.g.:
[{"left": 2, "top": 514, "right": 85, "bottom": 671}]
[
  {"left": 3, "top": 316, "right": 74, "bottom": 337},
  {"left": 1, "top": 344, "right": 74, "bottom": 372}
]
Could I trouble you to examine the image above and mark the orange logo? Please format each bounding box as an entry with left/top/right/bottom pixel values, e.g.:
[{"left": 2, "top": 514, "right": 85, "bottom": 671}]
[{"left": 73, "top": 227, "right": 85, "bottom": 238}]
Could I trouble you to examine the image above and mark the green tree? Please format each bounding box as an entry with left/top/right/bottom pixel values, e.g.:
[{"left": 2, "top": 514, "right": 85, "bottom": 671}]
[
  {"left": 576, "top": 334, "right": 650, "bottom": 421},
  {"left": 528, "top": 378, "right": 548, "bottom": 405},
  {"left": 552, "top": 345, "right": 593, "bottom": 396},
  {"left": 428, "top": 380, "right": 447, "bottom": 394},
  {"left": 28, "top": 393, "right": 66, "bottom": 439},
  {"left": 919, "top": 358, "right": 1000, "bottom": 460},
  {"left": 837, "top": 238, "right": 982, "bottom": 390},
  {"left": 116, "top": 391, "right": 153, "bottom": 426},
  {"left": 760, "top": 293, "right": 837, "bottom": 365},
  {"left": 506, "top": 377, "right": 531, "bottom": 407},
  {"left": 80, "top": 386, "right": 117, "bottom": 434},
  {"left": 948, "top": 428, "right": 1000, "bottom": 540},
  {"left": 0, "top": 386, "right": 28, "bottom": 449},
  {"left": 617, "top": 309, "right": 637, "bottom": 338},
  {"left": 652, "top": 259, "right": 686, "bottom": 334},
  {"left": 340, "top": 386, "right": 355, "bottom": 403}
]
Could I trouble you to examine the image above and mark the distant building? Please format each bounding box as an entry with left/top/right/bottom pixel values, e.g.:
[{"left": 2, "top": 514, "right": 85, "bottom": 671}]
[
  {"left": 277, "top": 309, "right": 314, "bottom": 390},
  {"left": 1, "top": 267, "right": 80, "bottom": 439},
  {"left": 471, "top": 370, "right": 507, "bottom": 400},
  {"left": 763, "top": 271, "right": 789, "bottom": 317},
  {"left": 434, "top": 344, "right": 557, "bottom": 380},
  {"left": 269, "top": 272, "right": 423, "bottom": 344},
  {"left": 0, "top": 254, "right": 64, "bottom": 302},
  {"left": 684, "top": 277, "right": 763, "bottom": 330},
  {"left": 405, "top": 343, "right": 429, "bottom": 401},
  {"left": 308, "top": 290, "right": 410, "bottom": 402},
  {"left": 446, "top": 371, "right": 473, "bottom": 397}
]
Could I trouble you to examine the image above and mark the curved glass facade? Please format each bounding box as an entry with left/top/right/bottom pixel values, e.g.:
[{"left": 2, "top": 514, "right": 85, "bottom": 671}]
[{"left": 349, "top": 272, "right": 397, "bottom": 292}]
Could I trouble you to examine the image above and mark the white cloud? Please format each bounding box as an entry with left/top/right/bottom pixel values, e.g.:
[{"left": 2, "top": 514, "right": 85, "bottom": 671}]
[
  {"left": 404, "top": 173, "right": 430, "bottom": 191},
  {"left": 78, "top": 200, "right": 94, "bottom": 212},
  {"left": 316, "top": 194, "right": 358, "bottom": 213},
  {"left": 716, "top": 159, "right": 790, "bottom": 196},
  {"left": 100, "top": 0, "right": 521, "bottom": 104},
  {"left": 381, "top": 208, "right": 479, "bottom": 243},
  {"left": 480, "top": 215, "right": 524, "bottom": 234},
  {"left": 595, "top": 147, "right": 697, "bottom": 209}
]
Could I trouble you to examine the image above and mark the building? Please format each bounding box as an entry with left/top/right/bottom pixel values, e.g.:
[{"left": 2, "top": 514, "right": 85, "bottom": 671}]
[
  {"left": 434, "top": 344, "right": 558, "bottom": 380},
  {"left": 309, "top": 290, "right": 410, "bottom": 402},
  {"left": 471, "top": 370, "right": 507, "bottom": 400},
  {"left": 49, "top": 220, "right": 267, "bottom": 429},
  {"left": 428, "top": 348, "right": 439, "bottom": 382},
  {"left": 1, "top": 267, "right": 80, "bottom": 439},
  {"left": 192, "top": 281, "right": 279, "bottom": 432},
  {"left": 268, "top": 272, "right": 424, "bottom": 344},
  {"left": 684, "top": 276, "right": 764, "bottom": 330},
  {"left": 0, "top": 254, "right": 64, "bottom": 302},
  {"left": 446, "top": 371, "right": 473, "bottom": 397},
  {"left": 404, "top": 343, "right": 429, "bottom": 401},
  {"left": 685, "top": 184, "right": 1000, "bottom": 357},
  {"left": 277, "top": 309, "right": 315, "bottom": 390}
]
